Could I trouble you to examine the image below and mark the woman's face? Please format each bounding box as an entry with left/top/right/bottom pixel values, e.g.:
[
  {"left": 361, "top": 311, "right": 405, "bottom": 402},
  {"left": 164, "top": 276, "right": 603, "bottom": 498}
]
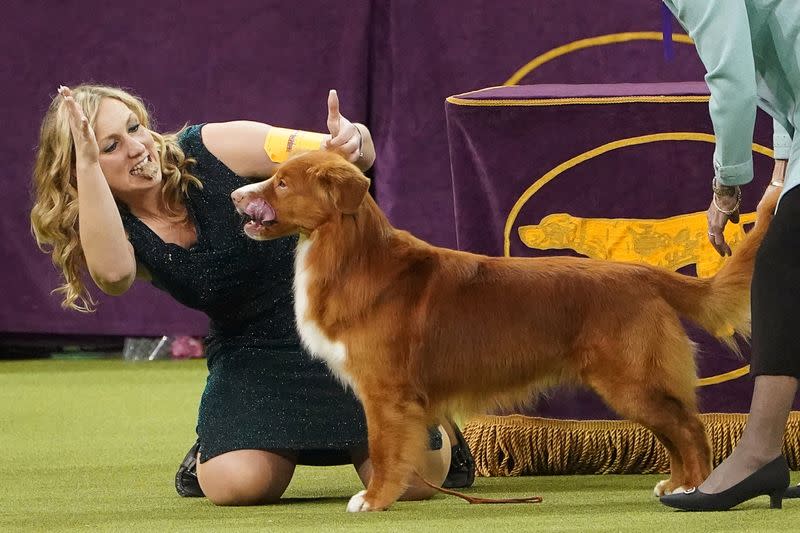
[{"left": 93, "top": 97, "right": 162, "bottom": 197}]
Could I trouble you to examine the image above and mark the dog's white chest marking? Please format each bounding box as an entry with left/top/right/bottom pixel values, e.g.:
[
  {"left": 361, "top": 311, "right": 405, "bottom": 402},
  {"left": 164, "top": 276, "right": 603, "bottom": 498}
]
[{"left": 294, "top": 239, "right": 352, "bottom": 387}]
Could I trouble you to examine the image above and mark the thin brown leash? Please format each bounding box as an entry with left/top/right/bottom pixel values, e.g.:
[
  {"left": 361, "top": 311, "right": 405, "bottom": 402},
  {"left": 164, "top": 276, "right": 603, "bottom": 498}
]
[{"left": 416, "top": 473, "right": 543, "bottom": 504}]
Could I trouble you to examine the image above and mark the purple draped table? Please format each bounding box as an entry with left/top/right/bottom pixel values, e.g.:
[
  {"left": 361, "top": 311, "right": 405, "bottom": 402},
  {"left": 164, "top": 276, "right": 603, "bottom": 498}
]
[{"left": 445, "top": 83, "right": 800, "bottom": 475}]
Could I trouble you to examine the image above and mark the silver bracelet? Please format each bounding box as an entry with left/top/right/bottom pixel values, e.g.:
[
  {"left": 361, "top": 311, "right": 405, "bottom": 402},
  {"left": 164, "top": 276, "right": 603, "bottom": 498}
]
[{"left": 771, "top": 180, "right": 785, "bottom": 187}]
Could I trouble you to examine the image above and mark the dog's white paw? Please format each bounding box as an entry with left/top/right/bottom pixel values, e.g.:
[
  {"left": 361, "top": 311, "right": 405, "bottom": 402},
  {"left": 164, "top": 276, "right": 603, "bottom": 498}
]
[
  {"left": 653, "top": 479, "right": 692, "bottom": 497},
  {"left": 653, "top": 479, "right": 670, "bottom": 497},
  {"left": 347, "top": 490, "right": 372, "bottom": 512}
]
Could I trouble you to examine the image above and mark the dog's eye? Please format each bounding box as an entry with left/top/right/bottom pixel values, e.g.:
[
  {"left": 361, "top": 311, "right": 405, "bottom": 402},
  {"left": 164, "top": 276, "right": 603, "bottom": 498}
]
[{"left": 277, "top": 179, "right": 287, "bottom": 189}]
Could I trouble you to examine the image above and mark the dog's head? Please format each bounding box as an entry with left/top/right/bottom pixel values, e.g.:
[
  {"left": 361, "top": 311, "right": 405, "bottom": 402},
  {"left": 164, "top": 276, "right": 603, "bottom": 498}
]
[{"left": 231, "top": 151, "right": 371, "bottom": 240}]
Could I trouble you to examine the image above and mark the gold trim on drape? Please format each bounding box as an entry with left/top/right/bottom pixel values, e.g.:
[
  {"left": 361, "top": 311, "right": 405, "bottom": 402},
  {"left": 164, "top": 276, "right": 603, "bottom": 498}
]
[{"left": 463, "top": 413, "right": 800, "bottom": 476}]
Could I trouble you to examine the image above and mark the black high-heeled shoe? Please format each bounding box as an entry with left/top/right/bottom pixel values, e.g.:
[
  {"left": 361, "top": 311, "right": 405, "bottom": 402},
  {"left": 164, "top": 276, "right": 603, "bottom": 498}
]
[
  {"left": 659, "top": 456, "right": 789, "bottom": 511},
  {"left": 785, "top": 483, "right": 800, "bottom": 498}
]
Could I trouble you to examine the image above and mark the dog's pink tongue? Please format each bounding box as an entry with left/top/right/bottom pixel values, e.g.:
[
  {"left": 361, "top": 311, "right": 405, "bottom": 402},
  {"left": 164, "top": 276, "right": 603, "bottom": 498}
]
[{"left": 245, "top": 199, "right": 276, "bottom": 223}]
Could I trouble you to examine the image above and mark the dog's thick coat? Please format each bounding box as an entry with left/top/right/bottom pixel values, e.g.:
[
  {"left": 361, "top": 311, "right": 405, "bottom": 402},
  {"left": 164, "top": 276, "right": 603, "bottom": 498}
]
[{"left": 232, "top": 152, "right": 778, "bottom": 512}]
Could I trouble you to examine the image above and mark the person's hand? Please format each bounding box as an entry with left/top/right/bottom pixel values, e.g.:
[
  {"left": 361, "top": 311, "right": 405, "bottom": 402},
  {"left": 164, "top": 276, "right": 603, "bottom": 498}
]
[
  {"left": 325, "top": 89, "right": 363, "bottom": 163},
  {"left": 58, "top": 85, "right": 99, "bottom": 168},
  {"left": 707, "top": 182, "right": 740, "bottom": 257}
]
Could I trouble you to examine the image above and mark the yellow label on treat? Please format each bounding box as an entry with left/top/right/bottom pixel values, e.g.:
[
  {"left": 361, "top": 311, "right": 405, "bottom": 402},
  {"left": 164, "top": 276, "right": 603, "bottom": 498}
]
[{"left": 264, "top": 127, "right": 327, "bottom": 163}]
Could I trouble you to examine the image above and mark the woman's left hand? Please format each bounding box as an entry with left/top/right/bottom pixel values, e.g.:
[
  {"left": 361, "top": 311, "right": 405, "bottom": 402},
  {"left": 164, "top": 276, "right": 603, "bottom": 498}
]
[{"left": 325, "top": 90, "right": 363, "bottom": 163}]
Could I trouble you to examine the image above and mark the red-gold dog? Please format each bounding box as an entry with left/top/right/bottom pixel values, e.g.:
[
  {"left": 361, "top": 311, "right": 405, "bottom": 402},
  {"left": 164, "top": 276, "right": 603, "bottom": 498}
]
[{"left": 231, "top": 151, "right": 776, "bottom": 512}]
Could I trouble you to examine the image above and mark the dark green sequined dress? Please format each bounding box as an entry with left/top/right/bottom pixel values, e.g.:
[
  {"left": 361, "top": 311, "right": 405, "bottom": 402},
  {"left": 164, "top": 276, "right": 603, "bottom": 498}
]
[{"left": 120, "top": 125, "right": 368, "bottom": 463}]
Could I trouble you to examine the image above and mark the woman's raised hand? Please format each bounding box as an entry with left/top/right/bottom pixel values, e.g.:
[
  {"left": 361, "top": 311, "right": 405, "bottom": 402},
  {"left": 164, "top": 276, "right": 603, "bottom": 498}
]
[
  {"left": 325, "top": 89, "right": 362, "bottom": 163},
  {"left": 58, "top": 85, "right": 99, "bottom": 168}
]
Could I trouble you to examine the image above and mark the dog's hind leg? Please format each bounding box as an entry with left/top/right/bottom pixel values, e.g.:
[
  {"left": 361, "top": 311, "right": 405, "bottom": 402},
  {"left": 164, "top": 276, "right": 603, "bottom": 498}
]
[
  {"left": 346, "top": 391, "right": 429, "bottom": 512},
  {"left": 582, "top": 315, "right": 712, "bottom": 496},
  {"left": 632, "top": 391, "right": 710, "bottom": 496},
  {"left": 648, "top": 429, "right": 686, "bottom": 497},
  {"left": 588, "top": 376, "right": 712, "bottom": 495}
]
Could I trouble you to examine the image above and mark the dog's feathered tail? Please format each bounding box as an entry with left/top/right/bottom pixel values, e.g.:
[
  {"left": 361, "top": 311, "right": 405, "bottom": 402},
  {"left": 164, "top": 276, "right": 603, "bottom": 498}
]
[{"left": 647, "top": 187, "right": 780, "bottom": 353}]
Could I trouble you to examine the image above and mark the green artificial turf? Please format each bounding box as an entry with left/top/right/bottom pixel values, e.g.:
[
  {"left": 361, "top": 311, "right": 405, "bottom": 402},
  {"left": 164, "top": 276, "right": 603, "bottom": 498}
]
[{"left": 1, "top": 359, "right": 798, "bottom": 532}]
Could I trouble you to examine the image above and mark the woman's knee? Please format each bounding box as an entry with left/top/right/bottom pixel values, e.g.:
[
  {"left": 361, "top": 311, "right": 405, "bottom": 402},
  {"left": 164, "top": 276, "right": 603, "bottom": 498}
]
[
  {"left": 197, "top": 449, "right": 296, "bottom": 506},
  {"left": 401, "top": 427, "right": 451, "bottom": 501},
  {"left": 352, "top": 425, "right": 451, "bottom": 501}
]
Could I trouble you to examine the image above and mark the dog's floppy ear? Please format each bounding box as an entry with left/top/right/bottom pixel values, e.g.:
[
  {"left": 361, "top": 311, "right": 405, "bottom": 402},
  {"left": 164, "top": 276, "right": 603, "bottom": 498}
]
[{"left": 310, "top": 158, "right": 371, "bottom": 214}]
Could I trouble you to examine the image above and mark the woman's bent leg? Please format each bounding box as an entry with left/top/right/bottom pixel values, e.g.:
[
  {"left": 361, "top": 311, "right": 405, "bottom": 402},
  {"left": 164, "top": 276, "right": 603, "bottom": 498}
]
[{"left": 197, "top": 449, "right": 297, "bottom": 506}]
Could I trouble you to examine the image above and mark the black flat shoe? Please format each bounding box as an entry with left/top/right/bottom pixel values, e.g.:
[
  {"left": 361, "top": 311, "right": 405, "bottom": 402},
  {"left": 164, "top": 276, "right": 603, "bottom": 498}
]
[
  {"left": 660, "top": 456, "right": 789, "bottom": 511},
  {"left": 175, "top": 440, "right": 204, "bottom": 498},
  {"left": 442, "top": 422, "right": 475, "bottom": 489},
  {"left": 785, "top": 483, "right": 800, "bottom": 499}
]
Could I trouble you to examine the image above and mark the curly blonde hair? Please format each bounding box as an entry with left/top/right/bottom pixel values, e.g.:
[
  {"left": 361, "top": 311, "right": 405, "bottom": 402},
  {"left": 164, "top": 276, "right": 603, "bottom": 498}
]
[{"left": 30, "top": 84, "right": 201, "bottom": 312}]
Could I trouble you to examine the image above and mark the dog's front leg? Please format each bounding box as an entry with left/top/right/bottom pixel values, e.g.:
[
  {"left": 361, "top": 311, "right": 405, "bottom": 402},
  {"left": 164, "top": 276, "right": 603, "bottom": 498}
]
[{"left": 347, "top": 392, "right": 428, "bottom": 512}]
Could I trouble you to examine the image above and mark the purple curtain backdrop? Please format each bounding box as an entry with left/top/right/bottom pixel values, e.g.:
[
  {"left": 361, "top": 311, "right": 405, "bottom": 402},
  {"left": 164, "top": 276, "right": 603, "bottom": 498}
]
[
  {"left": 1, "top": 0, "right": 372, "bottom": 336},
  {"left": 3, "top": 0, "right": 706, "bottom": 338}
]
